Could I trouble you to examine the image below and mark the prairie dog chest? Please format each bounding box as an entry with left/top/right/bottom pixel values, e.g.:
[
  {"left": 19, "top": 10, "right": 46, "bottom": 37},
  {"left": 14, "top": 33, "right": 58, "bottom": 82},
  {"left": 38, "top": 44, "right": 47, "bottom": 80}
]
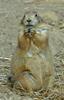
[
  {"left": 26, "top": 28, "right": 48, "bottom": 59},
  {"left": 25, "top": 42, "right": 46, "bottom": 65}
]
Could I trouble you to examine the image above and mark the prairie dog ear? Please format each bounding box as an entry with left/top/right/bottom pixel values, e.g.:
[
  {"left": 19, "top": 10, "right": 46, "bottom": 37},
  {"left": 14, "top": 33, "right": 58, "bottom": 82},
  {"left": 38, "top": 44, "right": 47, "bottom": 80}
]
[
  {"left": 20, "top": 15, "right": 25, "bottom": 25},
  {"left": 36, "top": 15, "right": 43, "bottom": 23}
]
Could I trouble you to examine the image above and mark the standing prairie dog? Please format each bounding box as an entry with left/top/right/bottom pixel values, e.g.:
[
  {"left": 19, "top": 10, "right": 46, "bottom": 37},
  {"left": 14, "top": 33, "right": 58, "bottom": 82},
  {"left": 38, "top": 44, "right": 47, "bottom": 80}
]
[{"left": 9, "top": 11, "right": 54, "bottom": 93}]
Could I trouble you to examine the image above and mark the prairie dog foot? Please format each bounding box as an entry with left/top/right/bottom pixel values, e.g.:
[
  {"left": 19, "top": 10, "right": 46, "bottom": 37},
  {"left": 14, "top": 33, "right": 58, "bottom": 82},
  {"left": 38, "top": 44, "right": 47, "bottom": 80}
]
[{"left": 13, "top": 72, "right": 42, "bottom": 94}]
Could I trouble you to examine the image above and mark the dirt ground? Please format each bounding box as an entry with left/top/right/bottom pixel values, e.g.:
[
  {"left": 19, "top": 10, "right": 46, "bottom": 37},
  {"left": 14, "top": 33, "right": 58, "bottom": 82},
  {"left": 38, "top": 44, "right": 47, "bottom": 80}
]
[{"left": 0, "top": 0, "right": 64, "bottom": 100}]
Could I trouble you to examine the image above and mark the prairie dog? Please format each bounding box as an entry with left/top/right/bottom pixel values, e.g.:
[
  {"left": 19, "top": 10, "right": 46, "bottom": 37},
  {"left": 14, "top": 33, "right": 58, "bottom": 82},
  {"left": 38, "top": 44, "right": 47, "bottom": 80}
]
[{"left": 9, "top": 11, "right": 54, "bottom": 93}]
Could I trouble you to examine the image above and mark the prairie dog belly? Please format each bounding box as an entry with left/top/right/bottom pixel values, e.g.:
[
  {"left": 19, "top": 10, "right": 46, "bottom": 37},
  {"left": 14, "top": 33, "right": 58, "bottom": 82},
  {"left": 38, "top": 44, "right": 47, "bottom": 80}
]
[
  {"left": 24, "top": 45, "right": 51, "bottom": 90},
  {"left": 26, "top": 53, "right": 43, "bottom": 78},
  {"left": 25, "top": 43, "right": 43, "bottom": 81}
]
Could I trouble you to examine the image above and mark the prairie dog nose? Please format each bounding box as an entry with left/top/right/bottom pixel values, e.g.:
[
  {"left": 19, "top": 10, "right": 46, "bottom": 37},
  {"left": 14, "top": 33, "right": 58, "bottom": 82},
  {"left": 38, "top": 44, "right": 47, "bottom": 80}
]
[{"left": 27, "top": 19, "right": 31, "bottom": 23}]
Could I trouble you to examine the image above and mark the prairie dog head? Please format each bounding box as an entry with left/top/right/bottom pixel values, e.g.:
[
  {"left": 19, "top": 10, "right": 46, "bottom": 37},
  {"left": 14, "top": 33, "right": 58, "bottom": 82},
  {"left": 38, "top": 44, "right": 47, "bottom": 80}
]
[
  {"left": 21, "top": 11, "right": 43, "bottom": 38},
  {"left": 21, "top": 11, "right": 42, "bottom": 27}
]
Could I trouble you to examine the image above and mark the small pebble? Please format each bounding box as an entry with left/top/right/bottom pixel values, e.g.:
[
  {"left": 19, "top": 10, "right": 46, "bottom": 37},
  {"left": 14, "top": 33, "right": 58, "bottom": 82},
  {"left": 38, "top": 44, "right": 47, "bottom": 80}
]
[{"left": 23, "top": 0, "right": 34, "bottom": 3}]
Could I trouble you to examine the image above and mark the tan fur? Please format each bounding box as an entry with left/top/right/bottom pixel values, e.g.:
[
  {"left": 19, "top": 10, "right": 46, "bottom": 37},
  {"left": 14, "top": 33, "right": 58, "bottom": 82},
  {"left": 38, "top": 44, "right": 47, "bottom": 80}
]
[
  {"left": 18, "top": 34, "right": 31, "bottom": 53},
  {"left": 10, "top": 11, "right": 54, "bottom": 94}
]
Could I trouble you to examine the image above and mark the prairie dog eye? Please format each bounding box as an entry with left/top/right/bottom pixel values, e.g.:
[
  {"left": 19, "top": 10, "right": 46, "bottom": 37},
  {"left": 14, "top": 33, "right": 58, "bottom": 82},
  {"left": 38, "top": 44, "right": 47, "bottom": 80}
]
[{"left": 35, "top": 14, "right": 38, "bottom": 17}]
